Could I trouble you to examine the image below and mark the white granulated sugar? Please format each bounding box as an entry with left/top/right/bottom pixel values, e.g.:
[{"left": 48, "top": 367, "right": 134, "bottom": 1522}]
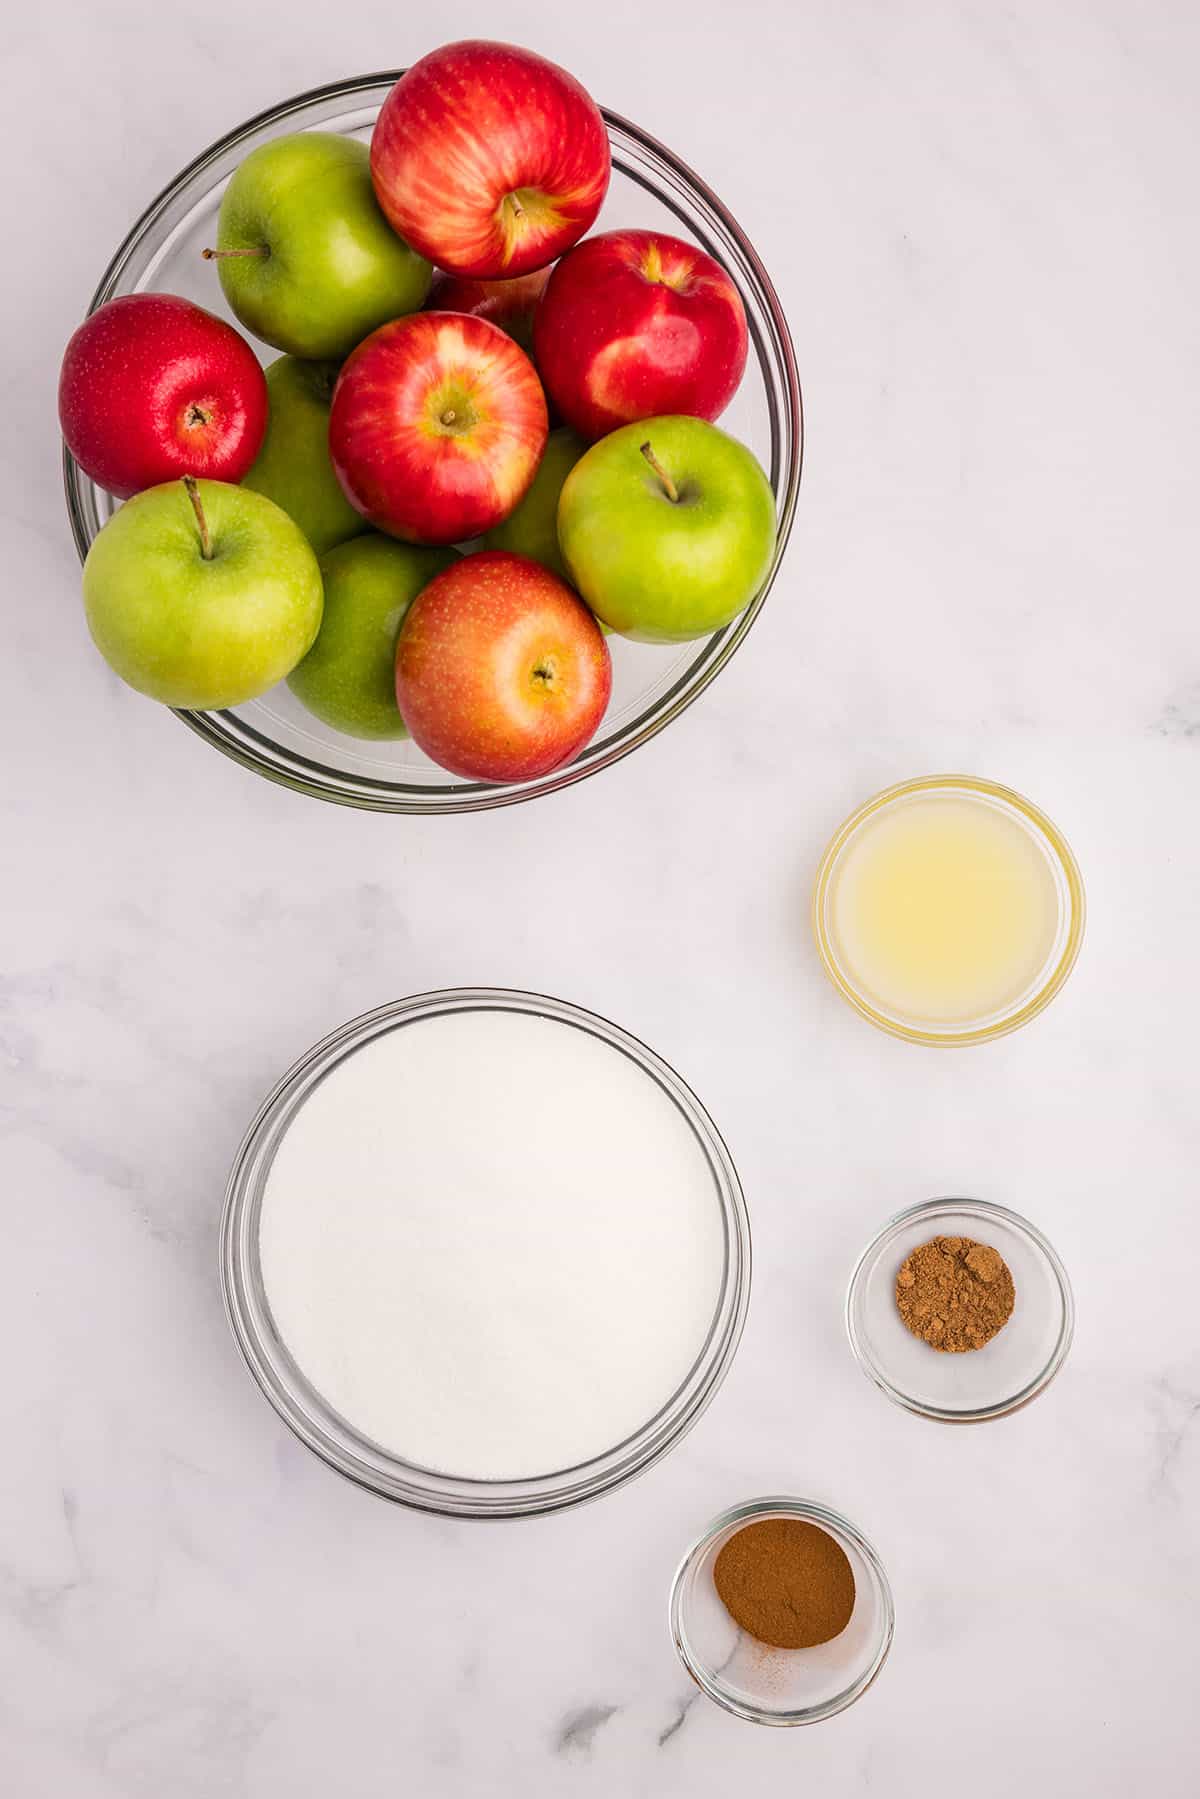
[{"left": 259, "top": 1009, "right": 726, "bottom": 1479}]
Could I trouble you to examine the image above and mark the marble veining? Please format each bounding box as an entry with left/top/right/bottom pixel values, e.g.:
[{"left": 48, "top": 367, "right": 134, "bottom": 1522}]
[
  {"left": 657, "top": 1690, "right": 701, "bottom": 1748},
  {"left": 4, "top": 1, "right": 1200, "bottom": 1795},
  {"left": 1156, "top": 685, "right": 1200, "bottom": 738},
  {"left": 555, "top": 1703, "right": 621, "bottom": 1758}
]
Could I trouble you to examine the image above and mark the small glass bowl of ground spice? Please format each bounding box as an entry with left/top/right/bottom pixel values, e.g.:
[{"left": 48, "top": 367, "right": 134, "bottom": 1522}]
[
  {"left": 669, "top": 1497, "right": 894, "bottom": 1725},
  {"left": 846, "top": 1197, "right": 1074, "bottom": 1422}
]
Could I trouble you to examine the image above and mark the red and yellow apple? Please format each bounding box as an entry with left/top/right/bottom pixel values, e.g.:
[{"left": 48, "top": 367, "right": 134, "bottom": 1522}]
[
  {"left": 329, "top": 312, "right": 548, "bottom": 546},
  {"left": 426, "top": 266, "right": 552, "bottom": 355},
  {"left": 534, "top": 229, "right": 749, "bottom": 440},
  {"left": 370, "top": 40, "right": 610, "bottom": 279},
  {"left": 394, "top": 549, "right": 612, "bottom": 781},
  {"left": 59, "top": 294, "right": 267, "bottom": 499}
]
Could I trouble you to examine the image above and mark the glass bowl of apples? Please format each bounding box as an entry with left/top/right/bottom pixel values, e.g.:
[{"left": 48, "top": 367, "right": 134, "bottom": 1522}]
[{"left": 63, "top": 68, "right": 802, "bottom": 813}]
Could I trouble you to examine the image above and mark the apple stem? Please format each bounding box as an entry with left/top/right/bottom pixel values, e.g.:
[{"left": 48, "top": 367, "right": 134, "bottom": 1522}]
[
  {"left": 182, "top": 477, "right": 214, "bottom": 561},
  {"left": 640, "top": 441, "right": 679, "bottom": 504},
  {"left": 506, "top": 192, "right": 525, "bottom": 219},
  {"left": 201, "top": 245, "right": 269, "bottom": 260}
]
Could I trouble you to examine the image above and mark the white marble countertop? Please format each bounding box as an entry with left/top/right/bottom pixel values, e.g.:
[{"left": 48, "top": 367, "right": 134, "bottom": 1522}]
[{"left": 5, "top": 2, "right": 1199, "bottom": 1793}]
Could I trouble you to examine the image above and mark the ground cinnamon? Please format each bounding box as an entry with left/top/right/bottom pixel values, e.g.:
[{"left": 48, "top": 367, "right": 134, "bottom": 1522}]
[
  {"left": 713, "top": 1518, "right": 856, "bottom": 1649},
  {"left": 895, "top": 1235, "right": 1015, "bottom": 1352}
]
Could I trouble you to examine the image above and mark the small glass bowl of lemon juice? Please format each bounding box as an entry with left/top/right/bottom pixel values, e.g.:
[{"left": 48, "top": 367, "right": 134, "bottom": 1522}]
[{"left": 812, "top": 776, "right": 1085, "bottom": 1046}]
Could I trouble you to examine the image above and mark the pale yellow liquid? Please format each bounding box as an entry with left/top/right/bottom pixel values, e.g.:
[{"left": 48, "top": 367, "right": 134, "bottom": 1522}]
[{"left": 827, "top": 794, "right": 1062, "bottom": 1027}]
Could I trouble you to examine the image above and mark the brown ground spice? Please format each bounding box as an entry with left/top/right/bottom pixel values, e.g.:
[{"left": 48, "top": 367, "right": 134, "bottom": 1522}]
[
  {"left": 713, "top": 1519, "right": 856, "bottom": 1649},
  {"left": 895, "top": 1235, "right": 1015, "bottom": 1352}
]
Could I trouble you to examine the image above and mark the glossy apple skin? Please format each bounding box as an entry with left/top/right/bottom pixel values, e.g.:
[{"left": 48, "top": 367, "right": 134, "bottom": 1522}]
[
  {"left": 394, "top": 550, "right": 611, "bottom": 781},
  {"left": 534, "top": 230, "right": 749, "bottom": 440},
  {"left": 288, "top": 535, "right": 456, "bottom": 739},
  {"left": 483, "top": 427, "right": 586, "bottom": 580},
  {"left": 370, "top": 40, "right": 610, "bottom": 279},
  {"left": 82, "top": 479, "right": 322, "bottom": 708},
  {"left": 59, "top": 294, "right": 267, "bottom": 500},
  {"left": 212, "top": 133, "right": 431, "bottom": 359},
  {"left": 329, "top": 312, "right": 548, "bottom": 547},
  {"left": 242, "top": 357, "right": 366, "bottom": 556},
  {"left": 557, "top": 415, "right": 775, "bottom": 643},
  {"left": 426, "top": 267, "right": 551, "bottom": 354}
]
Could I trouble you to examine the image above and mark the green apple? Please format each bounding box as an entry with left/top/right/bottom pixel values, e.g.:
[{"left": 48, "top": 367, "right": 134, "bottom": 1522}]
[
  {"left": 242, "top": 357, "right": 365, "bottom": 556},
  {"left": 287, "top": 535, "right": 456, "bottom": 739},
  {"left": 483, "top": 427, "right": 586, "bottom": 580},
  {"left": 83, "top": 478, "right": 323, "bottom": 708},
  {"left": 206, "top": 133, "right": 431, "bottom": 359},
  {"left": 557, "top": 415, "right": 776, "bottom": 643}
]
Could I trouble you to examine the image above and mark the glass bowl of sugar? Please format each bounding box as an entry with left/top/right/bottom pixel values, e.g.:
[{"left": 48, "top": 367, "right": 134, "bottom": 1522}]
[
  {"left": 669, "top": 1496, "right": 895, "bottom": 1725},
  {"left": 221, "top": 988, "right": 751, "bottom": 1516}
]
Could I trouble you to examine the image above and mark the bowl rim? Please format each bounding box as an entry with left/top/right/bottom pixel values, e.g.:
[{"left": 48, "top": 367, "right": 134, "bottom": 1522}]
[
  {"left": 844, "top": 1195, "right": 1076, "bottom": 1423},
  {"left": 220, "top": 986, "right": 752, "bottom": 1517},
  {"left": 811, "top": 773, "right": 1087, "bottom": 1045},
  {"left": 63, "top": 72, "right": 803, "bottom": 814},
  {"left": 669, "top": 1493, "right": 895, "bottom": 1726}
]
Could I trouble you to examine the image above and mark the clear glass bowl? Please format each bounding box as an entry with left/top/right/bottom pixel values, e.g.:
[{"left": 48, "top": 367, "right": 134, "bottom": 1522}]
[
  {"left": 220, "top": 987, "right": 751, "bottom": 1517},
  {"left": 811, "top": 775, "right": 1086, "bottom": 1045},
  {"left": 64, "top": 73, "right": 802, "bottom": 813},
  {"left": 846, "top": 1197, "right": 1075, "bottom": 1422},
  {"left": 669, "top": 1496, "right": 894, "bottom": 1725}
]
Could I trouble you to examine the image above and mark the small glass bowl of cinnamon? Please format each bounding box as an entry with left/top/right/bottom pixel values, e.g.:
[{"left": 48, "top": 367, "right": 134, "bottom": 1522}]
[
  {"left": 669, "top": 1497, "right": 894, "bottom": 1725},
  {"left": 845, "top": 1197, "right": 1075, "bottom": 1422}
]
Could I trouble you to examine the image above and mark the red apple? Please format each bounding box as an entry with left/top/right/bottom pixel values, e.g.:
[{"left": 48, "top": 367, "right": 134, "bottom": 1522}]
[
  {"left": 329, "top": 312, "right": 548, "bottom": 546},
  {"left": 534, "top": 229, "right": 749, "bottom": 440},
  {"left": 426, "top": 266, "right": 552, "bottom": 355},
  {"left": 370, "top": 41, "right": 610, "bottom": 279},
  {"left": 394, "top": 550, "right": 612, "bottom": 781},
  {"left": 58, "top": 293, "right": 268, "bottom": 499}
]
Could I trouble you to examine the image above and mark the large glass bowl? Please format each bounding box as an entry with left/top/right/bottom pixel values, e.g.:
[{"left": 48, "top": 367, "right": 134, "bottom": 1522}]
[
  {"left": 220, "top": 988, "right": 752, "bottom": 1517},
  {"left": 64, "top": 73, "right": 802, "bottom": 812}
]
